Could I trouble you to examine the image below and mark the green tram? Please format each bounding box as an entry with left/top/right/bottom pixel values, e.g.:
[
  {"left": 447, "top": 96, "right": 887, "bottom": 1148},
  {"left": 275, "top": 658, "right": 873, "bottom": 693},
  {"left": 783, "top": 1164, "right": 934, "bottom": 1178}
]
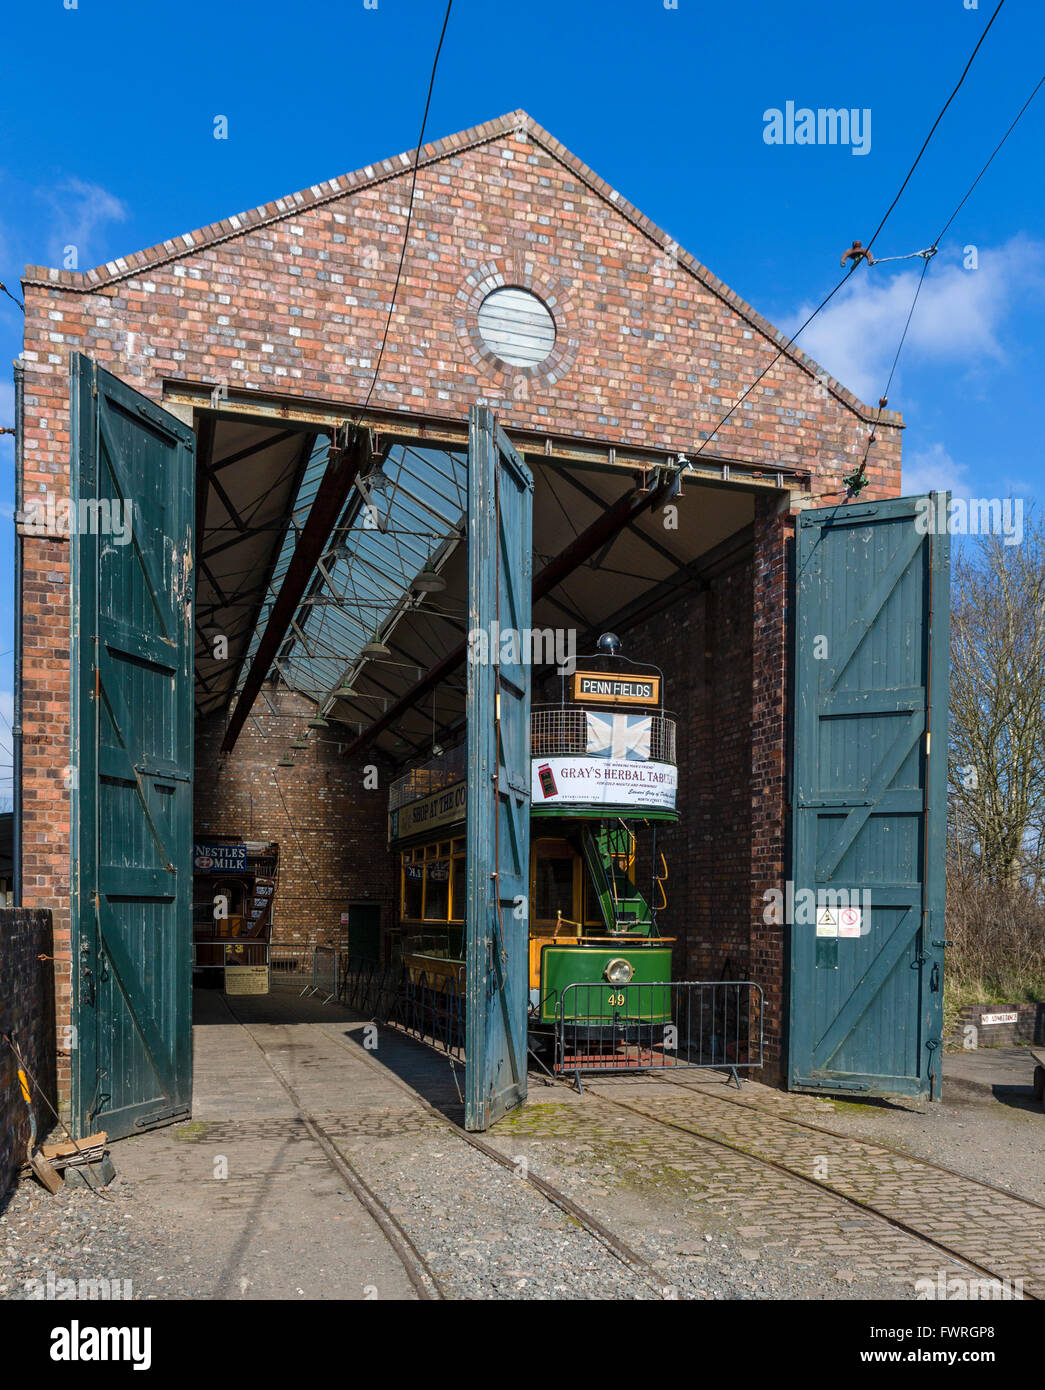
[{"left": 387, "top": 635, "right": 678, "bottom": 1048}]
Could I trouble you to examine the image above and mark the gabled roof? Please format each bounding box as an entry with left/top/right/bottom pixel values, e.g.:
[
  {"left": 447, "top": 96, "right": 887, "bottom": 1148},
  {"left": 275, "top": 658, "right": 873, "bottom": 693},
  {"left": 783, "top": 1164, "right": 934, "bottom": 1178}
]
[{"left": 22, "top": 110, "right": 898, "bottom": 425}]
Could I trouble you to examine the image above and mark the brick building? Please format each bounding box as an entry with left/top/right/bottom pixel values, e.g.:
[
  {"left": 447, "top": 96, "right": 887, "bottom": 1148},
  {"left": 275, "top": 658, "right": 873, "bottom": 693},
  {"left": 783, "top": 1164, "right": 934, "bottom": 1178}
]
[{"left": 13, "top": 111, "right": 945, "bottom": 1135}]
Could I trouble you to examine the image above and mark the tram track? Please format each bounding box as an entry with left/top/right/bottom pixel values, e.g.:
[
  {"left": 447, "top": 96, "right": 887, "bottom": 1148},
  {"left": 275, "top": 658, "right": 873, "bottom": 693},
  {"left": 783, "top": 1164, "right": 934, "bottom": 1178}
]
[
  {"left": 310, "top": 1018, "right": 672, "bottom": 1298},
  {"left": 582, "top": 1078, "right": 1041, "bottom": 1300},
  {"left": 222, "top": 997, "right": 444, "bottom": 1301},
  {"left": 224, "top": 999, "right": 670, "bottom": 1299},
  {"left": 220, "top": 992, "right": 1041, "bottom": 1301}
]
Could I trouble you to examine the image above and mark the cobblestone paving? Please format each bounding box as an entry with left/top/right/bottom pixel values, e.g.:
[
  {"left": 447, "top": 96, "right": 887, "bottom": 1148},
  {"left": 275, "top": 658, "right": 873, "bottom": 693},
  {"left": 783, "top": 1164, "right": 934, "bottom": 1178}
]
[
  {"left": 485, "top": 1088, "right": 1017, "bottom": 1298},
  {"left": 596, "top": 1082, "right": 1045, "bottom": 1298}
]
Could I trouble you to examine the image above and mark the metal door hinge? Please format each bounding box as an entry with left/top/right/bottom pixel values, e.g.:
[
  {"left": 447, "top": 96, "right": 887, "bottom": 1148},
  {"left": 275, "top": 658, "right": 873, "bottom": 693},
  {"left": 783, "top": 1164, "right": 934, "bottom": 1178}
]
[{"left": 134, "top": 1106, "right": 190, "bottom": 1129}]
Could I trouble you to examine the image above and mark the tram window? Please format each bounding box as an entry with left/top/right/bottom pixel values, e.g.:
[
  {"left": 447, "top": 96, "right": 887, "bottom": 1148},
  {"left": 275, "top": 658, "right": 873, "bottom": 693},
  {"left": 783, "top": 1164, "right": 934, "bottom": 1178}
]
[
  {"left": 535, "top": 852, "right": 575, "bottom": 921},
  {"left": 451, "top": 856, "right": 466, "bottom": 921},
  {"left": 402, "top": 858, "right": 423, "bottom": 919},
  {"left": 424, "top": 860, "right": 450, "bottom": 920}
]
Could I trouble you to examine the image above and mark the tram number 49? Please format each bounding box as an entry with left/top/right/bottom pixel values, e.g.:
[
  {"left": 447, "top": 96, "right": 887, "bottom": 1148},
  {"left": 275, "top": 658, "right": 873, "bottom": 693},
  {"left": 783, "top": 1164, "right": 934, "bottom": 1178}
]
[{"left": 607, "top": 992, "right": 626, "bottom": 1006}]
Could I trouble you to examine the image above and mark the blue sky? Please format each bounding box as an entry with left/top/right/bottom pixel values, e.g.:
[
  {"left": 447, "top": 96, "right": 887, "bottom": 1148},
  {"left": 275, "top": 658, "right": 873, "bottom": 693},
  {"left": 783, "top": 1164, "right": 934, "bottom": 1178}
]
[{"left": 0, "top": 0, "right": 1042, "bottom": 803}]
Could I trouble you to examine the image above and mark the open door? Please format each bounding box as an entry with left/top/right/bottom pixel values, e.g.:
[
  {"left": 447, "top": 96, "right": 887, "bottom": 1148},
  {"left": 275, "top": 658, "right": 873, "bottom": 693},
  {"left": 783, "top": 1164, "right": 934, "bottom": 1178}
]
[
  {"left": 464, "top": 407, "right": 533, "bottom": 1130},
  {"left": 70, "top": 354, "right": 195, "bottom": 1138},
  {"left": 789, "top": 493, "right": 949, "bottom": 1100}
]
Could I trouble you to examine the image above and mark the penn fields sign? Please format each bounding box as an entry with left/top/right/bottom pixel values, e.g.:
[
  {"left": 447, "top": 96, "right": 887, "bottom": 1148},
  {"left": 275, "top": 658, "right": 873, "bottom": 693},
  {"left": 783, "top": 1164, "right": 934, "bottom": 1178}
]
[{"left": 571, "top": 672, "right": 659, "bottom": 705}]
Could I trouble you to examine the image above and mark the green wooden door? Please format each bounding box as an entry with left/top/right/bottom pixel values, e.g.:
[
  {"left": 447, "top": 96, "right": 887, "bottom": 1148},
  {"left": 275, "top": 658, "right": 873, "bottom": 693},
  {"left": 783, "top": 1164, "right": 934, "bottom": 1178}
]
[
  {"left": 465, "top": 407, "right": 533, "bottom": 1130},
  {"left": 789, "top": 494, "right": 949, "bottom": 1099},
  {"left": 71, "top": 355, "right": 195, "bottom": 1138},
  {"left": 348, "top": 904, "right": 381, "bottom": 963}
]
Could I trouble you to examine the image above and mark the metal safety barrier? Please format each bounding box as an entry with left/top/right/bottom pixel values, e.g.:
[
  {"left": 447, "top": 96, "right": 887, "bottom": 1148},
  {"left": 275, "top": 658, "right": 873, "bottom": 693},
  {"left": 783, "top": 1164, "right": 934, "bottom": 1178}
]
[
  {"left": 553, "top": 980, "right": 763, "bottom": 1088},
  {"left": 301, "top": 945, "right": 340, "bottom": 1002},
  {"left": 336, "top": 958, "right": 464, "bottom": 1059},
  {"left": 269, "top": 941, "right": 314, "bottom": 978}
]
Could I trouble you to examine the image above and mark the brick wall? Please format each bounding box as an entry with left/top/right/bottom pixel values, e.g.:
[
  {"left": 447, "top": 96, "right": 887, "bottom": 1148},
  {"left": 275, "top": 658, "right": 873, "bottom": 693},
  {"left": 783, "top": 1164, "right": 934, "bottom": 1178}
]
[
  {"left": 749, "top": 500, "right": 796, "bottom": 1081},
  {"left": 194, "top": 688, "right": 396, "bottom": 953},
  {"left": 950, "top": 1003, "right": 1045, "bottom": 1049},
  {"left": 0, "top": 910, "right": 56, "bottom": 1199}
]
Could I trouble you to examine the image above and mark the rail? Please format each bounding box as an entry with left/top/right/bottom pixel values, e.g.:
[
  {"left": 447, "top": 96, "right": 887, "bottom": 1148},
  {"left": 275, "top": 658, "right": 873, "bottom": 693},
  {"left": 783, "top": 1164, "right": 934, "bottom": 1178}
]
[
  {"left": 388, "top": 745, "right": 466, "bottom": 813},
  {"left": 192, "top": 938, "right": 269, "bottom": 969},
  {"left": 553, "top": 980, "right": 763, "bottom": 1088},
  {"left": 531, "top": 705, "right": 676, "bottom": 763}
]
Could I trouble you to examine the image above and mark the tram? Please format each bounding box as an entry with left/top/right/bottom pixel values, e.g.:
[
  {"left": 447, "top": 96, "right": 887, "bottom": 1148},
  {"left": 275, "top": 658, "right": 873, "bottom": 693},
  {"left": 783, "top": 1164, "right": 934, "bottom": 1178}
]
[{"left": 388, "top": 634, "right": 677, "bottom": 1046}]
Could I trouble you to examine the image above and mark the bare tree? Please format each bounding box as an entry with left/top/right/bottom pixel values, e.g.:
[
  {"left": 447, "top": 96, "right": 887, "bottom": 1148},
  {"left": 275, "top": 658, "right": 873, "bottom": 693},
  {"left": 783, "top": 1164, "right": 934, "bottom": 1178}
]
[{"left": 948, "top": 505, "right": 1045, "bottom": 890}]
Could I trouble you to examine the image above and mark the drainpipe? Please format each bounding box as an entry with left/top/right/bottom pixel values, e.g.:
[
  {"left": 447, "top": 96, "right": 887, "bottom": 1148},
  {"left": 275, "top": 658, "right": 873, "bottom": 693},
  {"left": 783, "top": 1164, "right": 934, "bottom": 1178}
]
[{"left": 13, "top": 358, "right": 23, "bottom": 904}]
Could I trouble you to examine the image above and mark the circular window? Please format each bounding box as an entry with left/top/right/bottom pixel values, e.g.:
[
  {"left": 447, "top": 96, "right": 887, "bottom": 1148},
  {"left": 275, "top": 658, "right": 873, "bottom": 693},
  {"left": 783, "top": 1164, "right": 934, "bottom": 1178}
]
[{"left": 477, "top": 287, "right": 556, "bottom": 367}]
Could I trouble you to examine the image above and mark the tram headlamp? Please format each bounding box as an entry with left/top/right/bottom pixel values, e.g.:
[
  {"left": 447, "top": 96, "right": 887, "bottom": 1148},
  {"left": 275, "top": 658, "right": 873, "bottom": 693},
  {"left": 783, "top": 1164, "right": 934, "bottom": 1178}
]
[{"left": 604, "top": 958, "right": 633, "bottom": 984}]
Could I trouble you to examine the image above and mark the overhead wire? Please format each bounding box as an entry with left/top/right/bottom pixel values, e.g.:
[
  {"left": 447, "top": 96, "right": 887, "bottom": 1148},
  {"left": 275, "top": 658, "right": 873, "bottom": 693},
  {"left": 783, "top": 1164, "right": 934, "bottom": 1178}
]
[
  {"left": 349, "top": 0, "right": 454, "bottom": 437},
  {"left": 843, "top": 57, "right": 1044, "bottom": 495},
  {"left": 690, "top": 0, "right": 1009, "bottom": 462}
]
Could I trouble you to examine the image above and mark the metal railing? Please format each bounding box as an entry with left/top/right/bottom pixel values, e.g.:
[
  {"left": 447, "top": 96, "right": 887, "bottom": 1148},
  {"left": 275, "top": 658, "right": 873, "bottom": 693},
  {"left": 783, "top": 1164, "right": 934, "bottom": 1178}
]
[
  {"left": 530, "top": 705, "right": 677, "bottom": 763},
  {"left": 192, "top": 938, "right": 269, "bottom": 969},
  {"left": 396, "top": 963, "right": 465, "bottom": 1058},
  {"left": 337, "top": 957, "right": 464, "bottom": 1059},
  {"left": 338, "top": 956, "right": 401, "bottom": 1018},
  {"left": 553, "top": 980, "right": 763, "bottom": 1088},
  {"left": 387, "top": 744, "right": 466, "bottom": 813},
  {"left": 269, "top": 941, "right": 314, "bottom": 977}
]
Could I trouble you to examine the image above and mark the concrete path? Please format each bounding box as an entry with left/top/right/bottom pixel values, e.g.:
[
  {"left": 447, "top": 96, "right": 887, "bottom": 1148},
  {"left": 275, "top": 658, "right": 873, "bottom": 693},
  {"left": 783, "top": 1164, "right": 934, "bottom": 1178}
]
[{"left": 115, "top": 986, "right": 426, "bottom": 1300}]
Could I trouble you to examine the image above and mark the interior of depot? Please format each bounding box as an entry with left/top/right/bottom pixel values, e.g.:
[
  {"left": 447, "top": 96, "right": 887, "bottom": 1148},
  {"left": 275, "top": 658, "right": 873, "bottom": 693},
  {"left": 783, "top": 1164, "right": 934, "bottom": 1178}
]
[{"left": 185, "top": 394, "right": 788, "bottom": 998}]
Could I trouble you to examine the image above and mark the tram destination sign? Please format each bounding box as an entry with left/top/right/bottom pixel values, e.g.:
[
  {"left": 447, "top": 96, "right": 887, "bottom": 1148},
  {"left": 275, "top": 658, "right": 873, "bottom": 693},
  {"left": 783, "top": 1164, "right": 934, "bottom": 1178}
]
[{"left": 571, "top": 671, "right": 659, "bottom": 705}]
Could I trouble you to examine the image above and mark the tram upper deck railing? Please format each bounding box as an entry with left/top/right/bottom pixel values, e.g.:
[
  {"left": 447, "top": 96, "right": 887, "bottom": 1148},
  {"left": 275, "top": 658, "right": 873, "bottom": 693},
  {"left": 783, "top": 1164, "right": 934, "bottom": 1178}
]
[
  {"left": 388, "top": 743, "right": 466, "bottom": 813},
  {"left": 530, "top": 705, "right": 677, "bottom": 765}
]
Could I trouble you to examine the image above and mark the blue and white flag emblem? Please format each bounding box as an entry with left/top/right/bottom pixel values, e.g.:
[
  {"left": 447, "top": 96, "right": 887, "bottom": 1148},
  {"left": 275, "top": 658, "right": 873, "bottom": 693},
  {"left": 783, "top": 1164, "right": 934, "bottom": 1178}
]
[{"left": 585, "top": 711, "right": 652, "bottom": 761}]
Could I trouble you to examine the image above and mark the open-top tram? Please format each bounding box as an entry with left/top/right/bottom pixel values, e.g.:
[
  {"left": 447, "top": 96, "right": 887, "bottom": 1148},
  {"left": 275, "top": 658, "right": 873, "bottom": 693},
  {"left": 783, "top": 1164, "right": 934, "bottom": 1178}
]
[{"left": 388, "top": 633, "right": 679, "bottom": 1057}]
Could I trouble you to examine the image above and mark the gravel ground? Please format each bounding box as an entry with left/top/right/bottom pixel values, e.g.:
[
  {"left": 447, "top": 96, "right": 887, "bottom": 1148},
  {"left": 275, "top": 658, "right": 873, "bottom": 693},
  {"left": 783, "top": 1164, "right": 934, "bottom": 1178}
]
[
  {"left": 324, "top": 1116, "right": 670, "bottom": 1299},
  {"left": 0, "top": 1172, "right": 208, "bottom": 1302}
]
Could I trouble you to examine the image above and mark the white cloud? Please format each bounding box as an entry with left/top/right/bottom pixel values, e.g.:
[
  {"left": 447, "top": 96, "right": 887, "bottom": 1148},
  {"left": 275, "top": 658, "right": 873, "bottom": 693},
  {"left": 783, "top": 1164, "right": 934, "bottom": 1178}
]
[
  {"left": 901, "top": 442, "right": 972, "bottom": 498},
  {"left": 785, "top": 236, "right": 1045, "bottom": 404},
  {"left": 39, "top": 177, "right": 128, "bottom": 269}
]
